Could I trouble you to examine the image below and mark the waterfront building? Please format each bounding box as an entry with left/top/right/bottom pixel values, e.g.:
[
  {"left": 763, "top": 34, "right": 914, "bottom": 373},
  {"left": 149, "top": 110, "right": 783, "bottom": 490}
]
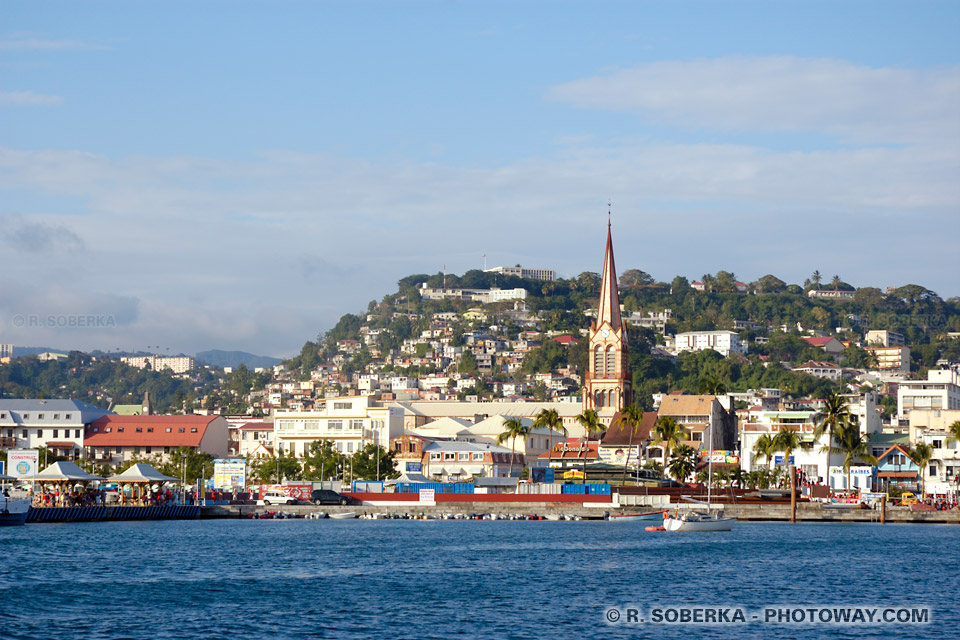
[
  {"left": 237, "top": 422, "right": 274, "bottom": 458},
  {"left": 84, "top": 415, "right": 229, "bottom": 466},
  {"left": 273, "top": 395, "right": 403, "bottom": 458},
  {"left": 0, "top": 399, "right": 111, "bottom": 460},
  {"left": 656, "top": 395, "right": 737, "bottom": 455},
  {"left": 673, "top": 330, "right": 747, "bottom": 357},
  {"left": 422, "top": 440, "right": 522, "bottom": 479},
  {"left": 874, "top": 444, "right": 920, "bottom": 494},
  {"left": 582, "top": 221, "right": 632, "bottom": 422},
  {"left": 598, "top": 411, "right": 657, "bottom": 467},
  {"left": 387, "top": 400, "right": 585, "bottom": 437}
]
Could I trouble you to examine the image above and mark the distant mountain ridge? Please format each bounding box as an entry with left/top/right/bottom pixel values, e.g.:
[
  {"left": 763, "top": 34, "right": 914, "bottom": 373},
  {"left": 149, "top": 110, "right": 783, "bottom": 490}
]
[{"left": 195, "top": 349, "right": 281, "bottom": 370}]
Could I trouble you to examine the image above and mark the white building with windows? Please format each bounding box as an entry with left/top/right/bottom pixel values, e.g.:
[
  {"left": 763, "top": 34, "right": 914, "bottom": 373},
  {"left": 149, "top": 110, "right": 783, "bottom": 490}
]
[
  {"left": 273, "top": 395, "right": 403, "bottom": 458},
  {"left": 0, "top": 399, "right": 111, "bottom": 461},
  {"left": 898, "top": 369, "right": 960, "bottom": 418},
  {"left": 673, "top": 330, "right": 747, "bottom": 357},
  {"left": 483, "top": 265, "right": 556, "bottom": 281},
  {"left": 120, "top": 355, "right": 195, "bottom": 374}
]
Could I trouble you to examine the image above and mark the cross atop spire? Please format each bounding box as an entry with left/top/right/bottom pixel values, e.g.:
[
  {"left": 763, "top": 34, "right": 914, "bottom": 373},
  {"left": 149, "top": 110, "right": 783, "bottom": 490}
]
[{"left": 595, "top": 216, "right": 622, "bottom": 331}]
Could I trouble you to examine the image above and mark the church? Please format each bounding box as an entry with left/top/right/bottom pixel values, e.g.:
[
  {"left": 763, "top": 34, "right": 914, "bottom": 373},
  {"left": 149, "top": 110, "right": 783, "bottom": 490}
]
[{"left": 582, "top": 221, "right": 633, "bottom": 425}]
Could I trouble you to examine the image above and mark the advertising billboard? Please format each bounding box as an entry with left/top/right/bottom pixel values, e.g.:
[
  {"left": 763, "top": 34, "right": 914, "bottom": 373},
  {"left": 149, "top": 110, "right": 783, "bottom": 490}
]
[
  {"left": 9, "top": 450, "right": 39, "bottom": 479},
  {"left": 213, "top": 459, "right": 246, "bottom": 489}
]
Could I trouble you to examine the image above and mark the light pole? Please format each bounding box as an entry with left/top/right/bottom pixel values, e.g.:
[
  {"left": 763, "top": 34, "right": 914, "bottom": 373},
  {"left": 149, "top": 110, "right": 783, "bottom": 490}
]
[{"left": 180, "top": 453, "right": 187, "bottom": 504}]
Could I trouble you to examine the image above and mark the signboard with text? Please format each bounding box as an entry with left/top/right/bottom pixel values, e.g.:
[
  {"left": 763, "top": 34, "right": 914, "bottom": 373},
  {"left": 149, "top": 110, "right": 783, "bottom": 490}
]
[
  {"left": 419, "top": 489, "right": 435, "bottom": 503},
  {"left": 213, "top": 459, "right": 246, "bottom": 489},
  {"left": 9, "top": 450, "right": 39, "bottom": 479}
]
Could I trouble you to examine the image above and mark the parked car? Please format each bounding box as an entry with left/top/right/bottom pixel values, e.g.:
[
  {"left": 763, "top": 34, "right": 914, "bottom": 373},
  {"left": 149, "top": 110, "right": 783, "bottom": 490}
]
[
  {"left": 310, "top": 489, "right": 356, "bottom": 506},
  {"left": 257, "top": 492, "right": 296, "bottom": 506}
]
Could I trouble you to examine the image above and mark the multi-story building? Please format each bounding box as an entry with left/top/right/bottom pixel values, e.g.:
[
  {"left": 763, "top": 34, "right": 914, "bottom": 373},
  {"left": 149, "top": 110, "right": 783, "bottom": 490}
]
[
  {"left": 807, "top": 289, "right": 855, "bottom": 300},
  {"left": 84, "top": 415, "right": 230, "bottom": 466},
  {"left": 120, "top": 355, "right": 195, "bottom": 374},
  {"left": 792, "top": 361, "right": 843, "bottom": 381},
  {"left": 673, "top": 330, "right": 747, "bottom": 357},
  {"left": 422, "top": 440, "right": 523, "bottom": 479},
  {"left": 273, "top": 395, "right": 403, "bottom": 458},
  {"left": 866, "top": 346, "right": 911, "bottom": 375},
  {"left": 237, "top": 422, "right": 274, "bottom": 458},
  {"left": 484, "top": 265, "right": 556, "bottom": 281},
  {"left": 898, "top": 369, "right": 960, "bottom": 417},
  {"left": 654, "top": 395, "right": 737, "bottom": 457},
  {"left": 864, "top": 330, "right": 906, "bottom": 347},
  {"left": 0, "top": 344, "right": 13, "bottom": 360},
  {"left": 418, "top": 285, "right": 528, "bottom": 304},
  {"left": 0, "top": 399, "right": 111, "bottom": 460}
]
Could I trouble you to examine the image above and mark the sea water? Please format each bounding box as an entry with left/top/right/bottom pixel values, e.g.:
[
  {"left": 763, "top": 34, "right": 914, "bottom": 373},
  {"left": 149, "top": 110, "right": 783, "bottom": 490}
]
[{"left": 2, "top": 519, "right": 957, "bottom": 639}]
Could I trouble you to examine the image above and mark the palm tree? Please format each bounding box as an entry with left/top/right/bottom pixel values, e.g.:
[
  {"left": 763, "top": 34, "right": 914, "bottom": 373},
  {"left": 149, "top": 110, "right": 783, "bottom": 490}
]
[
  {"left": 697, "top": 373, "right": 727, "bottom": 395},
  {"left": 651, "top": 416, "right": 684, "bottom": 474},
  {"left": 947, "top": 420, "right": 960, "bottom": 448},
  {"left": 830, "top": 274, "right": 842, "bottom": 290},
  {"left": 613, "top": 404, "right": 646, "bottom": 484},
  {"left": 533, "top": 408, "right": 566, "bottom": 451},
  {"left": 811, "top": 270, "right": 822, "bottom": 289},
  {"left": 813, "top": 392, "right": 851, "bottom": 484},
  {"left": 667, "top": 444, "right": 698, "bottom": 483},
  {"left": 574, "top": 409, "right": 602, "bottom": 481},
  {"left": 771, "top": 428, "right": 811, "bottom": 486},
  {"left": 751, "top": 433, "right": 776, "bottom": 470},
  {"left": 911, "top": 442, "right": 934, "bottom": 498},
  {"left": 827, "top": 422, "right": 877, "bottom": 493},
  {"left": 729, "top": 465, "right": 747, "bottom": 488},
  {"left": 496, "top": 417, "right": 530, "bottom": 480}
]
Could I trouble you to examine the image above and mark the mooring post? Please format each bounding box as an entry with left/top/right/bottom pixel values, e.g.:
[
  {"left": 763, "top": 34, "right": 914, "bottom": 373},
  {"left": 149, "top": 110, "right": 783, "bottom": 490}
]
[{"left": 790, "top": 465, "right": 797, "bottom": 524}]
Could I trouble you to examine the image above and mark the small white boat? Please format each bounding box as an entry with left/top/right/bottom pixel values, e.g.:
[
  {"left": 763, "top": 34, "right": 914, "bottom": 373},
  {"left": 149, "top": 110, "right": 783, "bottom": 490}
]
[
  {"left": 608, "top": 510, "right": 666, "bottom": 523},
  {"left": 329, "top": 512, "right": 358, "bottom": 520},
  {"left": 663, "top": 511, "right": 735, "bottom": 532},
  {"left": 545, "top": 514, "right": 562, "bottom": 521},
  {"left": 0, "top": 498, "right": 29, "bottom": 527}
]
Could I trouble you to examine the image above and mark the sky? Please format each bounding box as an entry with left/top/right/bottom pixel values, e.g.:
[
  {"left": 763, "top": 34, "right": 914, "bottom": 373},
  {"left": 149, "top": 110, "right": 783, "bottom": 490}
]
[{"left": 1, "top": 1, "right": 959, "bottom": 358}]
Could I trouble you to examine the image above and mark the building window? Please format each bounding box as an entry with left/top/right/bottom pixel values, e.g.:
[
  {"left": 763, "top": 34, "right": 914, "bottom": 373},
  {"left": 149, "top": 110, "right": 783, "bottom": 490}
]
[
  {"left": 116, "top": 446, "right": 122, "bottom": 454},
  {"left": 347, "top": 442, "right": 354, "bottom": 453},
  {"left": 191, "top": 428, "right": 198, "bottom": 433},
  {"left": 74, "top": 429, "right": 80, "bottom": 438},
  {"left": 65, "top": 414, "right": 71, "bottom": 420},
  {"left": 133, "top": 447, "right": 140, "bottom": 454},
  {"left": 179, "top": 428, "right": 185, "bottom": 433},
  {"left": 334, "top": 402, "right": 352, "bottom": 410},
  {"left": 430, "top": 453, "right": 440, "bottom": 460},
  {"left": 53, "top": 414, "right": 60, "bottom": 420},
  {"left": 473, "top": 453, "right": 483, "bottom": 461},
  {"left": 117, "top": 427, "right": 124, "bottom": 433},
  {"left": 24, "top": 414, "right": 30, "bottom": 420},
  {"left": 147, "top": 428, "right": 154, "bottom": 433},
  {"left": 165, "top": 428, "right": 172, "bottom": 433},
  {"left": 136, "top": 428, "right": 143, "bottom": 433},
  {"left": 164, "top": 447, "right": 170, "bottom": 453},
  {"left": 145, "top": 447, "right": 152, "bottom": 454},
  {"left": 53, "top": 429, "right": 59, "bottom": 438},
  {"left": 22, "top": 429, "right": 27, "bottom": 438},
  {"left": 458, "top": 453, "right": 469, "bottom": 461},
  {"left": 394, "top": 442, "right": 402, "bottom": 452},
  {"left": 36, "top": 429, "right": 42, "bottom": 438},
  {"left": 444, "top": 452, "right": 455, "bottom": 460},
  {"left": 409, "top": 442, "right": 416, "bottom": 453},
  {"left": 593, "top": 346, "right": 603, "bottom": 376},
  {"left": 329, "top": 420, "right": 343, "bottom": 431},
  {"left": 38, "top": 414, "right": 44, "bottom": 420},
  {"left": 350, "top": 419, "right": 364, "bottom": 430},
  {"left": 606, "top": 346, "right": 616, "bottom": 375}
]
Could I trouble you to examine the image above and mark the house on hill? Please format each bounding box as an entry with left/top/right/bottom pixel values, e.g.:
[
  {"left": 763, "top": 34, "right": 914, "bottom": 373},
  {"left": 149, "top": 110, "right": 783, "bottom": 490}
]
[{"left": 802, "top": 336, "right": 845, "bottom": 354}]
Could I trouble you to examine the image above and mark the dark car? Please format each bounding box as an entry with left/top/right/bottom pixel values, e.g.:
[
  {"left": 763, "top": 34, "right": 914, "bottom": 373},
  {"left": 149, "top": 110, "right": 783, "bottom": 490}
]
[{"left": 310, "top": 489, "right": 355, "bottom": 506}]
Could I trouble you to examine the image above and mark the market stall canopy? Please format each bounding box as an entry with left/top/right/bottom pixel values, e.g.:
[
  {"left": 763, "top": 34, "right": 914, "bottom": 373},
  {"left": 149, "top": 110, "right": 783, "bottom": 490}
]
[
  {"left": 384, "top": 472, "right": 432, "bottom": 485},
  {"left": 0, "top": 472, "right": 16, "bottom": 481},
  {"left": 107, "top": 463, "right": 179, "bottom": 484},
  {"left": 34, "top": 461, "right": 104, "bottom": 482}
]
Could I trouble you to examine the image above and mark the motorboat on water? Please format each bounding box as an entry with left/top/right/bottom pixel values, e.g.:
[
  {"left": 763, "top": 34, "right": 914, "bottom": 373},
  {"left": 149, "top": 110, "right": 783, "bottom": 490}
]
[
  {"left": 329, "top": 512, "right": 358, "bottom": 520},
  {"left": 662, "top": 510, "right": 735, "bottom": 532},
  {"left": 608, "top": 510, "right": 666, "bottom": 523},
  {"left": 0, "top": 497, "right": 30, "bottom": 526}
]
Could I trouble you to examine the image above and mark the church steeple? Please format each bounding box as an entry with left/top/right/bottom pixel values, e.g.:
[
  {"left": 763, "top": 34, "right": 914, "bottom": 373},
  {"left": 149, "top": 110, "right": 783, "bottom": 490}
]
[
  {"left": 596, "top": 219, "right": 622, "bottom": 331},
  {"left": 582, "top": 214, "right": 632, "bottom": 421}
]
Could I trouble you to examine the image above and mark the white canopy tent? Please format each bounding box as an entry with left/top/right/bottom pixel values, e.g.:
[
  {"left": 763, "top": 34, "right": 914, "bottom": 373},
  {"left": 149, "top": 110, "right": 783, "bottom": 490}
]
[{"left": 106, "top": 463, "right": 179, "bottom": 484}]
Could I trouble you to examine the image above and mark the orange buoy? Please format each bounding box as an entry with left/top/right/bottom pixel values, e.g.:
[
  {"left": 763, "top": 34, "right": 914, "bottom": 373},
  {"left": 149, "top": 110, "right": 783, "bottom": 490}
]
[{"left": 645, "top": 525, "right": 666, "bottom": 531}]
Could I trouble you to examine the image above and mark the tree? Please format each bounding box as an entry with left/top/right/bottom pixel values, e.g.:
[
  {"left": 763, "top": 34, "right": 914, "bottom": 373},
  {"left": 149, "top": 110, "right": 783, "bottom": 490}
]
[
  {"left": 948, "top": 420, "right": 960, "bottom": 448},
  {"left": 827, "top": 422, "right": 877, "bottom": 494},
  {"left": 667, "top": 444, "right": 698, "bottom": 482},
  {"left": 651, "top": 416, "right": 683, "bottom": 474},
  {"left": 301, "top": 440, "right": 342, "bottom": 481},
  {"left": 754, "top": 274, "right": 786, "bottom": 294},
  {"left": 496, "top": 417, "right": 531, "bottom": 479},
  {"left": 612, "top": 404, "right": 645, "bottom": 484},
  {"left": 830, "top": 275, "right": 842, "bottom": 290},
  {"left": 697, "top": 373, "right": 727, "bottom": 395},
  {"left": 352, "top": 444, "right": 399, "bottom": 481},
  {"left": 620, "top": 269, "right": 654, "bottom": 288},
  {"left": 813, "top": 392, "right": 851, "bottom": 484},
  {"left": 532, "top": 408, "right": 566, "bottom": 451},
  {"left": 811, "top": 270, "right": 822, "bottom": 290},
  {"left": 771, "top": 427, "right": 811, "bottom": 471},
  {"left": 910, "top": 443, "right": 934, "bottom": 497},
  {"left": 751, "top": 434, "right": 776, "bottom": 469},
  {"left": 574, "top": 409, "right": 602, "bottom": 479},
  {"left": 458, "top": 350, "right": 478, "bottom": 374}
]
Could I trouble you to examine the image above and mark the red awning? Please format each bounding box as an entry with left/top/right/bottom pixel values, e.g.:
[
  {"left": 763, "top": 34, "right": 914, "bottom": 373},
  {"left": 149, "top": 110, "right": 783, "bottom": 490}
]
[
  {"left": 878, "top": 471, "right": 917, "bottom": 478},
  {"left": 45, "top": 441, "right": 77, "bottom": 448}
]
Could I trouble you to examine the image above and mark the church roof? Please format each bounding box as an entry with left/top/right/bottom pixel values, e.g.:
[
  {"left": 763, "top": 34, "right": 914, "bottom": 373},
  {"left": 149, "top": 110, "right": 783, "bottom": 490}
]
[{"left": 595, "top": 221, "right": 622, "bottom": 331}]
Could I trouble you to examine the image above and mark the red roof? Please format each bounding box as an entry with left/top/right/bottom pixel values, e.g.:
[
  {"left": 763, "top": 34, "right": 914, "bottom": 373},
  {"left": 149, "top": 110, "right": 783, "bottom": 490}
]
[
  {"left": 85, "top": 415, "right": 221, "bottom": 447},
  {"left": 239, "top": 422, "right": 272, "bottom": 431},
  {"left": 802, "top": 336, "right": 837, "bottom": 347},
  {"left": 552, "top": 335, "right": 579, "bottom": 345}
]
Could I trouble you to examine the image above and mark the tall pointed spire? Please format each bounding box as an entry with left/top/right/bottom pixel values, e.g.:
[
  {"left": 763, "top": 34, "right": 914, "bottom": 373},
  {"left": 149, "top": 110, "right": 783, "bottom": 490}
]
[{"left": 595, "top": 217, "right": 622, "bottom": 331}]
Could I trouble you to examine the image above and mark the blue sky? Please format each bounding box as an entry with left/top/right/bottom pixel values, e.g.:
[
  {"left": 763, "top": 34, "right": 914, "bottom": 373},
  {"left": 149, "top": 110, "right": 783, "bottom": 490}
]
[{"left": 1, "top": 1, "right": 959, "bottom": 357}]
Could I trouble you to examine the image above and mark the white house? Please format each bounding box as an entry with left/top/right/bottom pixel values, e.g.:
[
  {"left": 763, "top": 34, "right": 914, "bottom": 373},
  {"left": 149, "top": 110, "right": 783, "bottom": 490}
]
[{"left": 273, "top": 395, "right": 403, "bottom": 458}]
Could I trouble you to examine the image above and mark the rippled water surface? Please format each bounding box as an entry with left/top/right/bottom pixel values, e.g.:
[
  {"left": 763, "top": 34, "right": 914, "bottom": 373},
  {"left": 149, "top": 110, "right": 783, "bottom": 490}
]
[{"left": 2, "top": 519, "right": 957, "bottom": 639}]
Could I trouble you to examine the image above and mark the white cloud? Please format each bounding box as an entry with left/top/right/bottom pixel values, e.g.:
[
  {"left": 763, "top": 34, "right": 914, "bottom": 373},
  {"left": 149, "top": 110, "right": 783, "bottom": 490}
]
[
  {"left": 547, "top": 56, "right": 960, "bottom": 145},
  {"left": 0, "top": 33, "right": 106, "bottom": 51},
  {"left": 0, "top": 90, "right": 62, "bottom": 106}
]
